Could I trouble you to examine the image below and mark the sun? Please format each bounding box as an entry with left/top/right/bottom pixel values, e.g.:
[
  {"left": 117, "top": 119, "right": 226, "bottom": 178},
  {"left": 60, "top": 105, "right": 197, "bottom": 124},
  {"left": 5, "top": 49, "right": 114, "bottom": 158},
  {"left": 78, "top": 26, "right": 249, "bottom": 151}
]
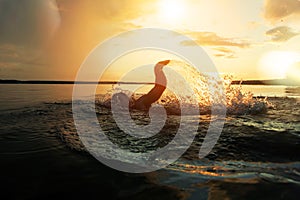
[
  {"left": 258, "top": 51, "right": 300, "bottom": 79},
  {"left": 157, "top": 0, "right": 187, "bottom": 24}
]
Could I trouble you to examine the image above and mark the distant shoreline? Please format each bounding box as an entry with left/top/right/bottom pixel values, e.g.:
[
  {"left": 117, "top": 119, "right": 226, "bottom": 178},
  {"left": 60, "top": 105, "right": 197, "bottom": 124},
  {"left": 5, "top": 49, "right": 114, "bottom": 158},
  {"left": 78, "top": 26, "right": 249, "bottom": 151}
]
[
  {"left": 0, "top": 80, "right": 154, "bottom": 85},
  {"left": 0, "top": 79, "right": 299, "bottom": 86}
]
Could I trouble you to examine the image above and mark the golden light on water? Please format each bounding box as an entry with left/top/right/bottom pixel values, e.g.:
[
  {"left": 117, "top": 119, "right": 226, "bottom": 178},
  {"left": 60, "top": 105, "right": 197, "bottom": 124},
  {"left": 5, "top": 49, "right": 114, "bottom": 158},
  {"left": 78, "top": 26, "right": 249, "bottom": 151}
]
[{"left": 169, "top": 164, "right": 226, "bottom": 177}]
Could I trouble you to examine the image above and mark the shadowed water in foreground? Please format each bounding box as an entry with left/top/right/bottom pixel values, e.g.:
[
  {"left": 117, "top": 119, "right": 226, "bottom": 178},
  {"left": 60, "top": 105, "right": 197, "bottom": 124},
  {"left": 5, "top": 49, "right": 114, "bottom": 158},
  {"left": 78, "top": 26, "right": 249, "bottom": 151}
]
[{"left": 1, "top": 94, "right": 299, "bottom": 199}]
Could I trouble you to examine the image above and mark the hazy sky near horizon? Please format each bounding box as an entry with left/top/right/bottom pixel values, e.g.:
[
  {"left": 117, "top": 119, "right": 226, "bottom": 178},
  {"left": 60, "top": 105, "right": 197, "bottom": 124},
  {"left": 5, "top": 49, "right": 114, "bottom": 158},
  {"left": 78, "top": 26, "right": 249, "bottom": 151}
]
[{"left": 0, "top": 0, "right": 300, "bottom": 80}]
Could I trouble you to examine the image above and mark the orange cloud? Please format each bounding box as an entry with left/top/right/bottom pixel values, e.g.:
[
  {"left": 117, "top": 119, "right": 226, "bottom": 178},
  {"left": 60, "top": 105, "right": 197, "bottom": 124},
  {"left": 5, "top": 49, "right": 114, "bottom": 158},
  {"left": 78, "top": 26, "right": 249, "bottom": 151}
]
[
  {"left": 181, "top": 32, "right": 251, "bottom": 48},
  {"left": 266, "top": 26, "right": 299, "bottom": 42},
  {"left": 264, "top": 0, "right": 300, "bottom": 22},
  {"left": 213, "top": 47, "right": 237, "bottom": 59}
]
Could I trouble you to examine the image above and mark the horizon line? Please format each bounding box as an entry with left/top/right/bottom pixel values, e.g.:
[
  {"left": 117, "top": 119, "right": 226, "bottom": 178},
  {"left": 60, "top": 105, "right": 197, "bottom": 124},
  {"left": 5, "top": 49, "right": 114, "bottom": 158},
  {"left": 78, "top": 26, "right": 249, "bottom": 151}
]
[{"left": 0, "top": 78, "right": 299, "bottom": 86}]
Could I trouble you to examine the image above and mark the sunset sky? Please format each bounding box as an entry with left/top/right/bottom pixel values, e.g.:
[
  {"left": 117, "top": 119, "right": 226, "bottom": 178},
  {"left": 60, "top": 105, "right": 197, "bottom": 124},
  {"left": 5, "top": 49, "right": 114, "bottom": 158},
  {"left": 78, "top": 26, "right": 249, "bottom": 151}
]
[{"left": 0, "top": 0, "right": 300, "bottom": 81}]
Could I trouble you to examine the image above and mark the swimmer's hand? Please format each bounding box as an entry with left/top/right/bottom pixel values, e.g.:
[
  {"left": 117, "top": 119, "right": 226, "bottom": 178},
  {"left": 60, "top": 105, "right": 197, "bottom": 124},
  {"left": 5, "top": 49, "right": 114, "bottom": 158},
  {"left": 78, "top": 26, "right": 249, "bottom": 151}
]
[
  {"left": 155, "top": 60, "right": 170, "bottom": 71},
  {"left": 156, "top": 60, "right": 170, "bottom": 66}
]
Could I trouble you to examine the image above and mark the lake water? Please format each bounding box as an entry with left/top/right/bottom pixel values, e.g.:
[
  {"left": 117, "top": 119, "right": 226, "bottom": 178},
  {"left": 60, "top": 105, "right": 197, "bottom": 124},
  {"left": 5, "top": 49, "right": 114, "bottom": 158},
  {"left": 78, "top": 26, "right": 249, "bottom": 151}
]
[
  {"left": 1, "top": 84, "right": 299, "bottom": 112},
  {"left": 0, "top": 84, "right": 300, "bottom": 199}
]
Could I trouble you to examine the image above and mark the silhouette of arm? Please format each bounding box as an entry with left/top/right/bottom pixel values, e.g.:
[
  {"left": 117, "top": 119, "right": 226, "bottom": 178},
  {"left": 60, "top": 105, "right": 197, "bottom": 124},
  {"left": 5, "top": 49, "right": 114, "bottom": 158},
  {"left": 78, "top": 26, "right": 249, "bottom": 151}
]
[{"left": 134, "top": 60, "right": 170, "bottom": 110}]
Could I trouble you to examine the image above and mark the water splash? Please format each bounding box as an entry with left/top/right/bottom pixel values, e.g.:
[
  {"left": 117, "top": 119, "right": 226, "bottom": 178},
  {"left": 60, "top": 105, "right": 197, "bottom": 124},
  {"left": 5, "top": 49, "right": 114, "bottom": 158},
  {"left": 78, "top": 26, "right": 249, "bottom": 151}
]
[{"left": 97, "top": 60, "right": 272, "bottom": 115}]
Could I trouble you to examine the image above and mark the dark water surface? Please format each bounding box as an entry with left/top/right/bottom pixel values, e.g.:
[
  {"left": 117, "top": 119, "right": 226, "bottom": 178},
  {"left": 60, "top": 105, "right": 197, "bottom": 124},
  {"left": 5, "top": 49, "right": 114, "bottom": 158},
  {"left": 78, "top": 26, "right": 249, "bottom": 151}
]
[{"left": 0, "top": 84, "right": 300, "bottom": 199}]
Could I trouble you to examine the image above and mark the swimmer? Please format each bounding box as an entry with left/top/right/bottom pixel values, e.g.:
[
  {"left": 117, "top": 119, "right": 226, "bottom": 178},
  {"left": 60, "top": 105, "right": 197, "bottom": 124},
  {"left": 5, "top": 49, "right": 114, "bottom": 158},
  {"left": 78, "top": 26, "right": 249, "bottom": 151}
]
[{"left": 111, "top": 60, "right": 170, "bottom": 111}]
